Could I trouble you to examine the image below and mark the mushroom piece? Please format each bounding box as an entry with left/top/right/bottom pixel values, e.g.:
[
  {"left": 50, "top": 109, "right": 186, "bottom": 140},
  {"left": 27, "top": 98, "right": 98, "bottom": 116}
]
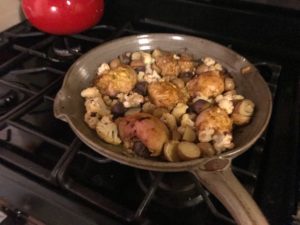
[
  {"left": 224, "top": 77, "right": 235, "bottom": 91},
  {"left": 190, "top": 99, "right": 211, "bottom": 114},
  {"left": 95, "top": 65, "right": 137, "bottom": 97},
  {"left": 231, "top": 99, "right": 255, "bottom": 125},
  {"left": 187, "top": 71, "right": 225, "bottom": 98},
  {"left": 116, "top": 112, "right": 169, "bottom": 156}
]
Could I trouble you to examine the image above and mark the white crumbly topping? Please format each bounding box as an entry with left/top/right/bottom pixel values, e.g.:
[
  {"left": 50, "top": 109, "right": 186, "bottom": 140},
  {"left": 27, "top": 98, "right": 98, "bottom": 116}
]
[
  {"left": 141, "top": 52, "right": 152, "bottom": 64},
  {"left": 137, "top": 71, "right": 145, "bottom": 81},
  {"left": 97, "top": 63, "right": 110, "bottom": 76},
  {"left": 203, "top": 57, "right": 216, "bottom": 66},
  {"left": 198, "top": 128, "right": 215, "bottom": 142},
  {"left": 144, "top": 70, "right": 162, "bottom": 83},
  {"left": 212, "top": 133, "right": 234, "bottom": 153},
  {"left": 173, "top": 54, "right": 180, "bottom": 60},
  {"left": 118, "top": 92, "right": 144, "bottom": 108},
  {"left": 145, "top": 64, "right": 153, "bottom": 74},
  {"left": 215, "top": 94, "right": 244, "bottom": 114}
]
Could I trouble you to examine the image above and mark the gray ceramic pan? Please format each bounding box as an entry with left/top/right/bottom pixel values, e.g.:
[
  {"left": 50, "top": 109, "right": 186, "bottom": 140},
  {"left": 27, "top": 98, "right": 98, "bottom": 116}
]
[{"left": 54, "top": 34, "right": 272, "bottom": 225}]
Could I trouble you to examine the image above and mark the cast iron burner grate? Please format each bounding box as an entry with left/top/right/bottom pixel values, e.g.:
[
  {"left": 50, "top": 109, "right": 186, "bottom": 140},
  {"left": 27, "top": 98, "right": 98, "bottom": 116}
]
[{"left": 0, "top": 12, "right": 288, "bottom": 225}]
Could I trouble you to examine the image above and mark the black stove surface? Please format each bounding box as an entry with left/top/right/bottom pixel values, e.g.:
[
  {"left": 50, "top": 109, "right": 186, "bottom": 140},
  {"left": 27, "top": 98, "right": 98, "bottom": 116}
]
[{"left": 0, "top": 1, "right": 299, "bottom": 225}]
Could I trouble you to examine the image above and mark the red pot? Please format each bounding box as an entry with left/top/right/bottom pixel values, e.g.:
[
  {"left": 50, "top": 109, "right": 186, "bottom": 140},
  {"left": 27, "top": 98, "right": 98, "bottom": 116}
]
[{"left": 22, "top": 0, "right": 104, "bottom": 35}]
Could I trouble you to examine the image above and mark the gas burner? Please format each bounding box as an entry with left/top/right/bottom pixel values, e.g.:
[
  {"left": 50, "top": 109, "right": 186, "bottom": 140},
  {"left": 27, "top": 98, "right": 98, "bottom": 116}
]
[
  {"left": 136, "top": 170, "right": 204, "bottom": 208},
  {"left": 0, "top": 90, "right": 18, "bottom": 116},
  {"left": 49, "top": 37, "right": 82, "bottom": 62}
]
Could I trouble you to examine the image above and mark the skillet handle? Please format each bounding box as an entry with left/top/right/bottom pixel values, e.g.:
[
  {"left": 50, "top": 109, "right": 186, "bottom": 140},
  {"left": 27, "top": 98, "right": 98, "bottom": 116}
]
[{"left": 190, "top": 158, "right": 269, "bottom": 225}]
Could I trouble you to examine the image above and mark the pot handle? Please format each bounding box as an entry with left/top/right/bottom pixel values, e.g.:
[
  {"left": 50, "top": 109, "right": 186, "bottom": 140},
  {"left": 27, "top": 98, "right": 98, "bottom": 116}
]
[{"left": 190, "top": 158, "right": 269, "bottom": 225}]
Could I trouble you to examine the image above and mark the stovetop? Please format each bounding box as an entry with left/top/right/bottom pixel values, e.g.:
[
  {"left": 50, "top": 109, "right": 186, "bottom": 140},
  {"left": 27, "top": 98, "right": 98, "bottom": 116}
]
[{"left": 0, "top": 1, "right": 299, "bottom": 225}]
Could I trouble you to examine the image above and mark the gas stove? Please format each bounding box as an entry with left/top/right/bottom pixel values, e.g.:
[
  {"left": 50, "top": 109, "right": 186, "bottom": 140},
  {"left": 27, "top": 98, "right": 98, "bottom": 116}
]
[{"left": 0, "top": 1, "right": 299, "bottom": 225}]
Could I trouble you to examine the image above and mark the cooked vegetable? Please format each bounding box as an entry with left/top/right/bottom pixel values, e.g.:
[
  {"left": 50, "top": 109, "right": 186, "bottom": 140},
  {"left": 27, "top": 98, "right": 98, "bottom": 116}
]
[
  {"left": 232, "top": 99, "right": 255, "bottom": 125},
  {"left": 182, "top": 126, "right": 197, "bottom": 142},
  {"left": 190, "top": 99, "right": 211, "bottom": 114},
  {"left": 172, "top": 103, "right": 188, "bottom": 121},
  {"left": 96, "top": 116, "right": 121, "bottom": 145},
  {"left": 177, "top": 142, "right": 201, "bottom": 161},
  {"left": 197, "top": 142, "right": 216, "bottom": 157},
  {"left": 133, "top": 141, "right": 150, "bottom": 158},
  {"left": 163, "top": 141, "right": 180, "bottom": 162},
  {"left": 111, "top": 102, "right": 125, "bottom": 117},
  {"left": 133, "top": 81, "right": 148, "bottom": 96},
  {"left": 110, "top": 58, "right": 121, "bottom": 69},
  {"left": 224, "top": 77, "right": 235, "bottom": 91},
  {"left": 178, "top": 72, "right": 194, "bottom": 83}
]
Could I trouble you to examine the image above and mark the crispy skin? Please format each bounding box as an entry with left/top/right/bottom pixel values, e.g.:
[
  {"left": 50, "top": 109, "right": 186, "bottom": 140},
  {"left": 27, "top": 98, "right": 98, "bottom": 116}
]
[
  {"left": 178, "top": 54, "right": 195, "bottom": 73},
  {"left": 148, "top": 81, "right": 187, "bottom": 110},
  {"left": 187, "top": 71, "right": 225, "bottom": 98},
  {"left": 155, "top": 53, "right": 180, "bottom": 77},
  {"left": 95, "top": 65, "right": 137, "bottom": 97},
  {"left": 155, "top": 53, "right": 195, "bottom": 77},
  {"left": 116, "top": 112, "right": 169, "bottom": 156},
  {"left": 196, "top": 106, "right": 233, "bottom": 134}
]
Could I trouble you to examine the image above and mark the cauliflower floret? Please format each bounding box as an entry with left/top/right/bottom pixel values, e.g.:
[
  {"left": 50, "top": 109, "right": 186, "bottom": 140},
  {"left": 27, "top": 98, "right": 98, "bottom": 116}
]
[
  {"left": 97, "top": 63, "right": 110, "bottom": 76},
  {"left": 118, "top": 92, "right": 144, "bottom": 108},
  {"left": 137, "top": 71, "right": 145, "bottom": 82},
  {"left": 141, "top": 52, "right": 153, "bottom": 64},
  {"left": 212, "top": 133, "right": 234, "bottom": 153},
  {"left": 198, "top": 127, "right": 215, "bottom": 142},
  {"left": 96, "top": 116, "right": 121, "bottom": 145},
  {"left": 203, "top": 57, "right": 216, "bottom": 66},
  {"left": 84, "top": 111, "right": 99, "bottom": 129},
  {"left": 218, "top": 99, "right": 234, "bottom": 114},
  {"left": 81, "top": 87, "right": 100, "bottom": 98},
  {"left": 180, "top": 114, "right": 195, "bottom": 128},
  {"left": 144, "top": 70, "right": 162, "bottom": 83},
  {"left": 84, "top": 95, "right": 111, "bottom": 117}
]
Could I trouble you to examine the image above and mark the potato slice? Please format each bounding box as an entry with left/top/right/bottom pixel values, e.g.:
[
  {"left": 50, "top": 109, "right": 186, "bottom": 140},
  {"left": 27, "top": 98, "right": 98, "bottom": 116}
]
[
  {"left": 177, "top": 142, "right": 201, "bottom": 161},
  {"left": 197, "top": 142, "right": 216, "bottom": 157},
  {"left": 163, "top": 141, "right": 180, "bottom": 162},
  {"left": 182, "top": 126, "right": 196, "bottom": 142}
]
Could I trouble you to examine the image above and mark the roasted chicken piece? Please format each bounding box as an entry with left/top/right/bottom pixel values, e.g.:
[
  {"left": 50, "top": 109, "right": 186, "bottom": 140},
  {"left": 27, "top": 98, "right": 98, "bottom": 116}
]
[
  {"left": 195, "top": 106, "right": 233, "bottom": 142},
  {"left": 116, "top": 112, "right": 169, "bottom": 156},
  {"left": 187, "top": 71, "right": 225, "bottom": 98},
  {"left": 155, "top": 53, "right": 180, "bottom": 77},
  {"left": 95, "top": 65, "right": 137, "bottom": 97},
  {"left": 148, "top": 81, "right": 187, "bottom": 110},
  {"left": 154, "top": 51, "right": 195, "bottom": 77}
]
